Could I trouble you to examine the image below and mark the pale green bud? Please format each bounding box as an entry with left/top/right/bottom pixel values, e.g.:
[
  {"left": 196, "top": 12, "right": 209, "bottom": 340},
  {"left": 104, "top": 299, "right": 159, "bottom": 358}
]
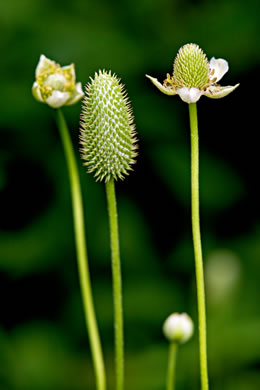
[
  {"left": 80, "top": 70, "right": 138, "bottom": 182},
  {"left": 163, "top": 313, "right": 194, "bottom": 344},
  {"left": 32, "top": 55, "right": 84, "bottom": 108}
]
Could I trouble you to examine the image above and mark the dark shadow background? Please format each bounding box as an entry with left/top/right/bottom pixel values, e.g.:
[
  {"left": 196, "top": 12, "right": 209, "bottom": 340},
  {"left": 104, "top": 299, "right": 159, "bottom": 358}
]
[{"left": 0, "top": 0, "right": 260, "bottom": 389}]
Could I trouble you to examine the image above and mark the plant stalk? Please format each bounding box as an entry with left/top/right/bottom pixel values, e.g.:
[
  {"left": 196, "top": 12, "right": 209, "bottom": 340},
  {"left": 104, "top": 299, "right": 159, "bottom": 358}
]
[
  {"left": 56, "top": 109, "right": 106, "bottom": 390},
  {"left": 167, "top": 342, "right": 178, "bottom": 390},
  {"left": 105, "top": 178, "right": 124, "bottom": 390},
  {"left": 188, "top": 102, "right": 209, "bottom": 390}
]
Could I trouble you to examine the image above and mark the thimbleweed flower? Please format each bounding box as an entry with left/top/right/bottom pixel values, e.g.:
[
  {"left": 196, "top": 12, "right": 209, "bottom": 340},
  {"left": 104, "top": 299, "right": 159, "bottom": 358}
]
[
  {"left": 32, "top": 55, "right": 105, "bottom": 389},
  {"left": 32, "top": 55, "right": 84, "bottom": 108},
  {"left": 146, "top": 43, "right": 239, "bottom": 103},
  {"left": 80, "top": 70, "right": 138, "bottom": 182},
  {"left": 163, "top": 313, "right": 194, "bottom": 344}
]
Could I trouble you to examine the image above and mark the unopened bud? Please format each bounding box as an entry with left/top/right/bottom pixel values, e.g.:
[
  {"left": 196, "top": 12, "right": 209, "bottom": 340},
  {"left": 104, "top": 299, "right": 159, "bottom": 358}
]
[{"left": 163, "top": 313, "right": 194, "bottom": 344}]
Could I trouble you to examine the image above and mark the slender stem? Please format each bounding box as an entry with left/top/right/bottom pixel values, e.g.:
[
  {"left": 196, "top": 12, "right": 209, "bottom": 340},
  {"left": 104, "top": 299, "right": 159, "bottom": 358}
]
[
  {"left": 167, "top": 342, "right": 178, "bottom": 390},
  {"left": 105, "top": 178, "right": 124, "bottom": 390},
  {"left": 188, "top": 103, "right": 209, "bottom": 390},
  {"left": 56, "top": 109, "right": 106, "bottom": 390}
]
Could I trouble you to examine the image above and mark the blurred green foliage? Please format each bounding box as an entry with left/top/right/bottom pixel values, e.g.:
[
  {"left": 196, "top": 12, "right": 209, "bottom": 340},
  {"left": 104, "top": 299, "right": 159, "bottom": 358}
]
[{"left": 0, "top": 0, "right": 260, "bottom": 389}]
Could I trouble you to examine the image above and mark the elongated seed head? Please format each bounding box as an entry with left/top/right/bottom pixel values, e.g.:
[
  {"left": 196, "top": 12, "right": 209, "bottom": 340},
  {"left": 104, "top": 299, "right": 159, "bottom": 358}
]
[
  {"left": 80, "top": 70, "right": 137, "bottom": 182},
  {"left": 173, "top": 43, "right": 209, "bottom": 89}
]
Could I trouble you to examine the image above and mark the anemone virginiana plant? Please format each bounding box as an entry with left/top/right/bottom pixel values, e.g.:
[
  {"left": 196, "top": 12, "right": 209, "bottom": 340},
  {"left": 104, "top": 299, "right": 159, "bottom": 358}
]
[
  {"left": 32, "top": 55, "right": 106, "bottom": 390},
  {"left": 146, "top": 43, "right": 239, "bottom": 390},
  {"left": 163, "top": 312, "right": 194, "bottom": 390},
  {"left": 80, "top": 70, "right": 138, "bottom": 390}
]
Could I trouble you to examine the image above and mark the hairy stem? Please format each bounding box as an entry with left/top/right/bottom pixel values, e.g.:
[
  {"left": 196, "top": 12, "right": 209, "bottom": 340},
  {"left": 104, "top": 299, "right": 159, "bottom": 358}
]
[
  {"left": 56, "top": 109, "right": 106, "bottom": 390},
  {"left": 188, "top": 103, "right": 209, "bottom": 390},
  {"left": 105, "top": 178, "right": 124, "bottom": 390}
]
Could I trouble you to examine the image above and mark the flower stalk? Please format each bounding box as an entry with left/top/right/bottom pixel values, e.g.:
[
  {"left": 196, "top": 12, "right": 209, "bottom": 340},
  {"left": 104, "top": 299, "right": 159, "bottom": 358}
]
[
  {"left": 105, "top": 178, "right": 124, "bottom": 390},
  {"left": 80, "top": 70, "right": 138, "bottom": 390},
  {"left": 33, "top": 55, "right": 106, "bottom": 390},
  {"left": 167, "top": 342, "right": 178, "bottom": 390},
  {"left": 56, "top": 109, "right": 106, "bottom": 390},
  {"left": 163, "top": 312, "right": 193, "bottom": 390},
  {"left": 189, "top": 103, "right": 208, "bottom": 390},
  {"left": 147, "top": 43, "right": 239, "bottom": 390}
]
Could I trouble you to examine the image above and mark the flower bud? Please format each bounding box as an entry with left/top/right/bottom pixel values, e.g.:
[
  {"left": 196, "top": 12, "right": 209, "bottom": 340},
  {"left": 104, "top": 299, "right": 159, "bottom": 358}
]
[
  {"left": 163, "top": 313, "right": 194, "bottom": 344},
  {"left": 32, "top": 55, "right": 84, "bottom": 108},
  {"left": 80, "top": 70, "right": 138, "bottom": 182}
]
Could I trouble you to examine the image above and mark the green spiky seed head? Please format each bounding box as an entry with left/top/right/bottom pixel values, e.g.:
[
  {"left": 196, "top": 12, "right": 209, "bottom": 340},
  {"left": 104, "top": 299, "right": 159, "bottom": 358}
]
[
  {"left": 173, "top": 43, "right": 209, "bottom": 89},
  {"left": 80, "top": 70, "right": 138, "bottom": 182}
]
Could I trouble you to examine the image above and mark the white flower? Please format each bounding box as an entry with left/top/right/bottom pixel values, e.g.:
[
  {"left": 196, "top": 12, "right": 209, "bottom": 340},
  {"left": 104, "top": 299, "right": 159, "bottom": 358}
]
[
  {"left": 163, "top": 312, "right": 194, "bottom": 344},
  {"left": 32, "top": 55, "right": 84, "bottom": 108},
  {"left": 146, "top": 43, "right": 239, "bottom": 104}
]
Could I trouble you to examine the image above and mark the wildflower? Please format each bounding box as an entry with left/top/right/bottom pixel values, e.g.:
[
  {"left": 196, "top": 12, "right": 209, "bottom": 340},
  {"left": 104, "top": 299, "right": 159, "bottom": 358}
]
[
  {"left": 146, "top": 43, "right": 239, "bottom": 103},
  {"left": 163, "top": 313, "right": 194, "bottom": 344},
  {"left": 32, "top": 55, "right": 84, "bottom": 108},
  {"left": 80, "top": 70, "right": 137, "bottom": 182}
]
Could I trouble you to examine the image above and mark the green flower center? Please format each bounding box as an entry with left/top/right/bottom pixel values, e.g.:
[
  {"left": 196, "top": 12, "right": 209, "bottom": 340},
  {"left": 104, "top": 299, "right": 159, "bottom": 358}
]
[
  {"left": 37, "top": 64, "right": 75, "bottom": 99},
  {"left": 173, "top": 43, "right": 209, "bottom": 89},
  {"left": 46, "top": 74, "right": 66, "bottom": 90}
]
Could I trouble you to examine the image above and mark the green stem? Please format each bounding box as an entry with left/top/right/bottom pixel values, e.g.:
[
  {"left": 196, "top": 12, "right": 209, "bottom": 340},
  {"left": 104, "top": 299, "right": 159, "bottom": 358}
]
[
  {"left": 105, "top": 178, "right": 124, "bottom": 390},
  {"left": 188, "top": 103, "right": 209, "bottom": 390},
  {"left": 167, "top": 342, "right": 178, "bottom": 390},
  {"left": 56, "top": 109, "right": 106, "bottom": 390}
]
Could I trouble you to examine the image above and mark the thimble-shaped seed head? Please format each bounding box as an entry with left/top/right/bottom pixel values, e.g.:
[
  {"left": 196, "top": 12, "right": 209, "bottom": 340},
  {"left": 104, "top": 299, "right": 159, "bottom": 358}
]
[
  {"left": 173, "top": 43, "right": 209, "bottom": 89},
  {"left": 80, "top": 70, "right": 137, "bottom": 182}
]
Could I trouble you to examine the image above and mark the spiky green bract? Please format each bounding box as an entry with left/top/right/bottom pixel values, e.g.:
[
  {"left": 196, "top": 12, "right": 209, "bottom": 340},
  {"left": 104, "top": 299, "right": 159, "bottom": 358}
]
[
  {"left": 80, "top": 70, "right": 137, "bottom": 182},
  {"left": 173, "top": 43, "right": 209, "bottom": 89}
]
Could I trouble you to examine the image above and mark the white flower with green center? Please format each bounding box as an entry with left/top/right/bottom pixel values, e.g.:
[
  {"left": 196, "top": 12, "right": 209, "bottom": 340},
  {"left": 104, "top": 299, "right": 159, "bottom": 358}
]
[
  {"left": 146, "top": 43, "right": 239, "bottom": 103},
  {"left": 32, "top": 55, "right": 84, "bottom": 108}
]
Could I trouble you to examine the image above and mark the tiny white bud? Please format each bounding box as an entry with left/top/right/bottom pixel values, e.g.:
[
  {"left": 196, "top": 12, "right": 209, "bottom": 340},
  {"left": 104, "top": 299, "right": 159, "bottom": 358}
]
[{"left": 163, "top": 313, "right": 194, "bottom": 344}]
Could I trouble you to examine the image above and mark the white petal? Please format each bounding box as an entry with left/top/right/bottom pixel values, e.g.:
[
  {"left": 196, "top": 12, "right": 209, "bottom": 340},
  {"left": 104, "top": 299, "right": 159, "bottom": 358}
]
[
  {"left": 36, "top": 54, "right": 56, "bottom": 77},
  {"left": 146, "top": 75, "right": 177, "bottom": 96},
  {"left": 45, "top": 90, "right": 70, "bottom": 108},
  {"left": 177, "top": 87, "right": 202, "bottom": 104},
  {"left": 204, "top": 83, "right": 239, "bottom": 99},
  {"left": 66, "top": 82, "right": 84, "bottom": 105},
  {"left": 209, "top": 58, "right": 229, "bottom": 82},
  {"left": 32, "top": 82, "right": 44, "bottom": 102},
  {"left": 62, "top": 64, "right": 76, "bottom": 81}
]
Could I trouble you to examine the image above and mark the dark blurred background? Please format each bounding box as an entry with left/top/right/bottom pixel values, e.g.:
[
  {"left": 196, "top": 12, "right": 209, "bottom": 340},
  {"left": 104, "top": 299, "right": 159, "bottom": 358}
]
[{"left": 0, "top": 0, "right": 260, "bottom": 389}]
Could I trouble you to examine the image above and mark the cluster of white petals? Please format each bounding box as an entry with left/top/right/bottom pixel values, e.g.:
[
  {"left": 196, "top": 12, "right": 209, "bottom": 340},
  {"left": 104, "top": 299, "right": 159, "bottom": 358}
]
[{"left": 32, "top": 55, "right": 84, "bottom": 108}]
